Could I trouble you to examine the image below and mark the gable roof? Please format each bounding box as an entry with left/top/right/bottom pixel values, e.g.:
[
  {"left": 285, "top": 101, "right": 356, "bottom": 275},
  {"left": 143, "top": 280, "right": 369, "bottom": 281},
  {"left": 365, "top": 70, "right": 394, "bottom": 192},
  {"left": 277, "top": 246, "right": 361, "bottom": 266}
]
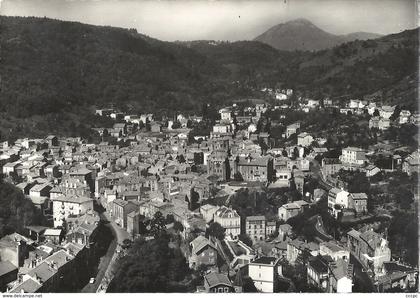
[
  {"left": 204, "top": 272, "right": 232, "bottom": 288},
  {"left": 190, "top": 235, "right": 216, "bottom": 255}
]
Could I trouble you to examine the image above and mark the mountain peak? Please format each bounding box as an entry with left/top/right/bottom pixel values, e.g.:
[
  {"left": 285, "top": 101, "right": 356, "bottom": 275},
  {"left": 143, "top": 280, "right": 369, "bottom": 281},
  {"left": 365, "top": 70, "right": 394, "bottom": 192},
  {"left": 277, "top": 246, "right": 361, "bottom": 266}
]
[
  {"left": 254, "top": 19, "right": 380, "bottom": 51},
  {"left": 285, "top": 18, "right": 314, "bottom": 26}
]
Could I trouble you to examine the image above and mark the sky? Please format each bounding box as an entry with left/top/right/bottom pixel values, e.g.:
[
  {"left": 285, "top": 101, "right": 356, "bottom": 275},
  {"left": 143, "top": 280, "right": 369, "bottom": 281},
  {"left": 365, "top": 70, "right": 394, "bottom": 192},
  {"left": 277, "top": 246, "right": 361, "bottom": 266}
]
[{"left": 0, "top": 0, "right": 417, "bottom": 41}]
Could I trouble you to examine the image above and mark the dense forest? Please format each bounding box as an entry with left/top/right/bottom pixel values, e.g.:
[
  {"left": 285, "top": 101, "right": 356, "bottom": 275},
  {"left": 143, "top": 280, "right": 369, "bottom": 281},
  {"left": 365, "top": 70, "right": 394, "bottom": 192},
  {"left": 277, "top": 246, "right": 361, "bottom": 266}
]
[
  {"left": 0, "top": 16, "right": 418, "bottom": 139},
  {"left": 0, "top": 179, "right": 44, "bottom": 238}
]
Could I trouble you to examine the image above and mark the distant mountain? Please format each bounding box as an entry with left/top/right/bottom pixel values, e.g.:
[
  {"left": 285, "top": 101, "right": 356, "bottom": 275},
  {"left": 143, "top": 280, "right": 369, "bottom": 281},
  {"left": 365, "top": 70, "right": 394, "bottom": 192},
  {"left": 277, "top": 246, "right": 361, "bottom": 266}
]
[
  {"left": 0, "top": 16, "right": 416, "bottom": 140},
  {"left": 254, "top": 18, "right": 382, "bottom": 51}
]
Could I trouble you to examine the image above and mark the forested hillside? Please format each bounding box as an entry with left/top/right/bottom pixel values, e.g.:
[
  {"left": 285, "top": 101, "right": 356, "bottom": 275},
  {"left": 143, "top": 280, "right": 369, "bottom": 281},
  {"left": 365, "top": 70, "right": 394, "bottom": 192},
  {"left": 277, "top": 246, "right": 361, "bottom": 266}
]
[{"left": 0, "top": 16, "right": 417, "bottom": 139}]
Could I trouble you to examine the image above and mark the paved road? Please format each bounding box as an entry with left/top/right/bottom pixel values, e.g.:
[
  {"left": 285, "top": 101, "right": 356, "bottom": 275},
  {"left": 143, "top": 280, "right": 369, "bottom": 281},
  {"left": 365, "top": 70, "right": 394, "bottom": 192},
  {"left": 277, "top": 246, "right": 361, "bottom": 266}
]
[
  {"left": 96, "top": 212, "right": 130, "bottom": 293},
  {"left": 350, "top": 253, "right": 376, "bottom": 292},
  {"left": 81, "top": 211, "right": 130, "bottom": 293},
  {"left": 309, "top": 159, "right": 333, "bottom": 191}
]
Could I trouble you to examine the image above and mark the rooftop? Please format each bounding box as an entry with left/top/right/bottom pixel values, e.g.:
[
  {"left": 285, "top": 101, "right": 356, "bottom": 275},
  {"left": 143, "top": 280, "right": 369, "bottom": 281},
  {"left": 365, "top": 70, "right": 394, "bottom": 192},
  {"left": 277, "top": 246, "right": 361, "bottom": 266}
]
[{"left": 251, "top": 256, "right": 279, "bottom": 265}]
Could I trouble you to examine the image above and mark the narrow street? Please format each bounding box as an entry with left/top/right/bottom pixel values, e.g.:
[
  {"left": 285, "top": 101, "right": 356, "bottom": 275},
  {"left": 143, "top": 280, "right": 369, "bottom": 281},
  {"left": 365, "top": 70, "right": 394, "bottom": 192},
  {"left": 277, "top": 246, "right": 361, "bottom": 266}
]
[
  {"left": 81, "top": 211, "right": 130, "bottom": 293},
  {"left": 350, "top": 254, "right": 376, "bottom": 292}
]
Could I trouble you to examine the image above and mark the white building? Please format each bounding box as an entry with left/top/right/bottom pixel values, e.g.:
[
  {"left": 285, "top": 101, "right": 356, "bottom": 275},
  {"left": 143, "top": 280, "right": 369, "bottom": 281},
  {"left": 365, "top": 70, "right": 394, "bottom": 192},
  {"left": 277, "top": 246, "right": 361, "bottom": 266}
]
[
  {"left": 379, "top": 106, "right": 395, "bottom": 119},
  {"left": 213, "top": 206, "right": 241, "bottom": 239},
  {"left": 275, "top": 93, "right": 287, "bottom": 101},
  {"left": 328, "top": 259, "right": 353, "bottom": 293},
  {"left": 52, "top": 195, "right": 94, "bottom": 227},
  {"left": 339, "top": 147, "right": 366, "bottom": 166},
  {"left": 399, "top": 110, "right": 411, "bottom": 124},
  {"left": 328, "top": 188, "right": 350, "bottom": 218},
  {"left": 212, "top": 124, "right": 232, "bottom": 134},
  {"left": 248, "top": 257, "right": 282, "bottom": 292},
  {"left": 219, "top": 107, "right": 232, "bottom": 122},
  {"left": 200, "top": 204, "right": 218, "bottom": 223},
  {"left": 297, "top": 133, "right": 314, "bottom": 147},
  {"left": 319, "top": 241, "right": 350, "bottom": 261}
]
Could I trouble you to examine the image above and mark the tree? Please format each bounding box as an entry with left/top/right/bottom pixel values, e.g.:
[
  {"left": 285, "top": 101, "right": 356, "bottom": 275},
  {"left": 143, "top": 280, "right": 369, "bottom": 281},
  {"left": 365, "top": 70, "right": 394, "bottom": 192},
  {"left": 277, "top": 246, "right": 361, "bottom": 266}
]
[
  {"left": 0, "top": 181, "right": 44, "bottom": 238},
  {"left": 150, "top": 211, "right": 166, "bottom": 238},
  {"left": 206, "top": 222, "right": 225, "bottom": 241},
  {"left": 238, "top": 234, "right": 253, "bottom": 247},
  {"left": 165, "top": 214, "right": 175, "bottom": 224},
  {"left": 108, "top": 234, "right": 190, "bottom": 292},
  {"left": 173, "top": 221, "right": 184, "bottom": 233},
  {"left": 234, "top": 172, "right": 244, "bottom": 182},
  {"left": 176, "top": 154, "right": 186, "bottom": 163}
]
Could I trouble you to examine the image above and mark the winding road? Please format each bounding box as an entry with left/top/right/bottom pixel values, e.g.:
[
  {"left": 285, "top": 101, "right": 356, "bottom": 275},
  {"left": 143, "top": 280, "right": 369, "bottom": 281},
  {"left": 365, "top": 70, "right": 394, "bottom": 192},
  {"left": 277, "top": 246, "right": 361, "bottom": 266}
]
[{"left": 81, "top": 211, "right": 130, "bottom": 293}]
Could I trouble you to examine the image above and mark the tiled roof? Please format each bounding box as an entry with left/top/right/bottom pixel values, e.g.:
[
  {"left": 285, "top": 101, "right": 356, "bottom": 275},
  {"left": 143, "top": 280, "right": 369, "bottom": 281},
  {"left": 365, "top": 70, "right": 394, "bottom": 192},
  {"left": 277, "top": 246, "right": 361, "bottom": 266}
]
[{"left": 204, "top": 272, "right": 232, "bottom": 288}]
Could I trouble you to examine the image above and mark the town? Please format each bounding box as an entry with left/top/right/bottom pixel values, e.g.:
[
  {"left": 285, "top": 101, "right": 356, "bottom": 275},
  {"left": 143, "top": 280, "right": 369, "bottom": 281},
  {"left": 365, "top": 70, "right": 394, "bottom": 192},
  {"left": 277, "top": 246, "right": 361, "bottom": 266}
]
[{"left": 0, "top": 89, "right": 418, "bottom": 293}]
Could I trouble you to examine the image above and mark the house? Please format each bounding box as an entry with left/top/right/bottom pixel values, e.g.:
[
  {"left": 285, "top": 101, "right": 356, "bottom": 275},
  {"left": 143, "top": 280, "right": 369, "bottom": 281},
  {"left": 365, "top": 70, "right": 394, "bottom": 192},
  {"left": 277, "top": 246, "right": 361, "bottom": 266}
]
[
  {"left": 200, "top": 204, "right": 218, "bottom": 223},
  {"left": 266, "top": 221, "right": 276, "bottom": 237},
  {"left": 45, "top": 135, "right": 58, "bottom": 147},
  {"left": 377, "top": 261, "right": 418, "bottom": 292},
  {"left": 286, "top": 123, "right": 300, "bottom": 138},
  {"left": 349, "top": 193, "right": 368, "bottom": 214},
  {"left": 189, "top": 236, "right": 217, "bottom": 269},
  {"left": 112, "top": 199, "right": 139, "bottom": 229},
  {"left": 347, "top": 229, "right": 391, "bottom": 276},
  {"left": 319, "top": 241, "right": 350, "bottom": 261},
  {"left": 112, "top": 123, "right": 127, "bottom": 137},
  {"left": 328, "top": 188, "right": 350, "bottom": 218},
  {"left": 297, "top": 133, "right": 314, "bottom": 147},
  {"left": 69, "top": 168, "right": 94, "bottom": 192},
  {"left": 202, "top": 272, "right": 234, "bottom": 293},
  {"left": 366, "top": 103, "right": 377, "bottom": 115},
  {"left": 29, "top": 183, "right": 52, "bottom": 200},
  {"left": 219, "top": 107, "right": 232, "bottom": 122},
  {"left": 379, "top": 106, "right": 395, "bottom": 119},
  {"left": 0, "top": 233, "right": 30, "bottom": 268},
  {"left": 248, "top": 257, "right": 282, "bottom": 292},
  {"left": 321, "top": 158, "right": 342, "bottom": 177},
  {"left": 364, "top": 164, "right": 381, "bottom": 177},
  {"left": 287, "top": 238, "right": 319, "bottom": 264},
  {"left": 150, "top": 122, "right": 162, "bottom": 133},
  {"left": 207, "top": 151, "right": 230, "bottom": 181},
  {"left": 213, "top": 206, "right": 241, "bottom": 239},
  {"left": 0, "top": 260, "right": 18, "bottom": 291},
  {"left": 278, "top": 200, "right": 309, "bottom": 221},
  {"left": 95, "top": 108, "right": 114, "bottom": 117},
  {"left": 307, "top": 99, "right": 320, "bottom": 108},
  {"left": 307, "top": 254, "right": 333, "bottom": 291},
  {"left": 378, "top": 118, "right": 391, "bottom": 130},
  {"left": 398, "top": 110, "right": 411, "bottom": 124},
  {"left": 402, "top": 151, "right": 419, "bottom": 176},
  {"left": 43, "top": 229, "right": 62, "bottom": 244},
  {"left": 52, "top": 195, "right": 94, "bottom": 228},
  {"left": 278, "top": 224, "right": 292, "bottom": 241},
  {"left": 126, "top": 211, "right": 140, "bottom": 236},
  {"left": 369, "top": 116, "right": 380, "bottom": 129},
  {"left": 9, "top": 249, "right": 75, "bottom": 293},
  {"left": 245, "top": 216, "right": 266, "bottom": 241},
  {"left": 275, "top": 93, "right": 287, "bottom": 101},
  {"left": 274, "top": 166, "right": 291, "bottom": 187},
  {"left": 234, "top": 155, "right": 273, "bottom": 183},
  {"left": 339, "top": 147, "right": 366, "bottom": 167},
  {"left": 327, "top": 258, "right": 353, "bottom": 293},
  {"left": 2, "top": 162, "right": 21, "bottom": 177}
]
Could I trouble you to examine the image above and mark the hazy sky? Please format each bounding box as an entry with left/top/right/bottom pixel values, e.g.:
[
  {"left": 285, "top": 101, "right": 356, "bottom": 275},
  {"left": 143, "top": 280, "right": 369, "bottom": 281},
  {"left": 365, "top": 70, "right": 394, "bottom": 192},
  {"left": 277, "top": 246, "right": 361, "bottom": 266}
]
[{"left": 0, "top": 0, "right": 417, "bottom": 41}]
